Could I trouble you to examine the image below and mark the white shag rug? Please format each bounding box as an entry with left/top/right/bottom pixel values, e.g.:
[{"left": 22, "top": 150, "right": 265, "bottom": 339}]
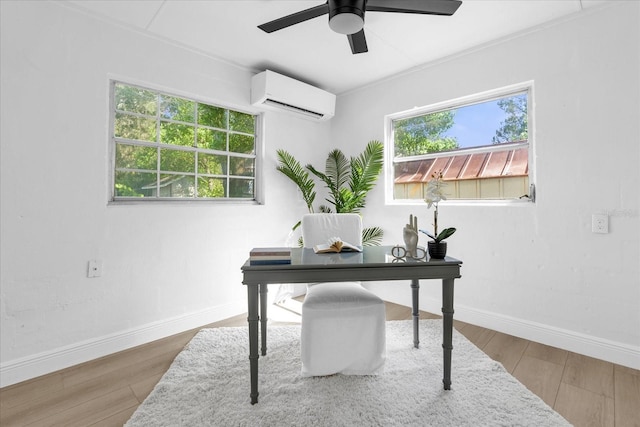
[{"left": 126, "top": 320, "right": 571, "bottom": 426}]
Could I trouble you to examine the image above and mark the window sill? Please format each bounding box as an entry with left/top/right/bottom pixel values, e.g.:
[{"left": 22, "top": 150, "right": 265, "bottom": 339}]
[
  {"left": 108, "top": 198, "right": 262, "bottom": 206},
  {"left": 386, "top": 198, "right": 534, "bottom": 207}
]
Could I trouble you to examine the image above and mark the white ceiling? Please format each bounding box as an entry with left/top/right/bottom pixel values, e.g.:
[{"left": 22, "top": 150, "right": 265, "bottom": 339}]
[{"left": 63, "top": 0, "right": 609, "bottom": 94}]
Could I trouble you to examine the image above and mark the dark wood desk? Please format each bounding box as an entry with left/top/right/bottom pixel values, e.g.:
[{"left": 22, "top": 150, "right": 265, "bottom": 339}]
[{"left": 241, "top": 246, "right": 462, "bottom": 404}]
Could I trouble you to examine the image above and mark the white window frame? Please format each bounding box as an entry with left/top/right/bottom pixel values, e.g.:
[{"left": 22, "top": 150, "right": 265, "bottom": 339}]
[
  {"left": 384, "top": 81, "right": 536, "bottom": 206},
  {"left": 108, "top": 80, "right": 263, "bottom": 204}
]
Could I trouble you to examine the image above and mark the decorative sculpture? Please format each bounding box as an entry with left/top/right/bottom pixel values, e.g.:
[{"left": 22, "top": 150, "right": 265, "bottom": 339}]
[{"left": 403, "top": 214, "right": 419, "bottom": 258}]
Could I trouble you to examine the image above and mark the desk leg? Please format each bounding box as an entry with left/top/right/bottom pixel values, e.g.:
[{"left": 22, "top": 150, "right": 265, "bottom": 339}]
[
  {"left": 411, "top": 279, "right": 420, "bottom": 348},
  {"left": 442, "top": 278, "right": 455, "bottom": 390},
  {"left": 260, "top": 284, "right": 268, "bottom": 356},
  {"left": 247, "top": 284, "right": 259, "bottom": 404}
]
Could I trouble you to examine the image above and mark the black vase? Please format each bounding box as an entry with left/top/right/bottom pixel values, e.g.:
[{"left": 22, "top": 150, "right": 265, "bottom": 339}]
[{"left": 427, "top": 241, "right": 447, "bottom": 259}]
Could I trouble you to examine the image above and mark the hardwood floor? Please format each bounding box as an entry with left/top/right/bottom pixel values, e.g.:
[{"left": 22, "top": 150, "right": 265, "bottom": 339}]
[{"left": 1, "top": 301, "right": 639, "bottom": 427}]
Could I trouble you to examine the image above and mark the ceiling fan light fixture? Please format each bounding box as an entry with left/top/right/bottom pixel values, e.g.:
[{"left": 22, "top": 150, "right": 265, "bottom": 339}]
[
  {"left": 328, "top": 0, "right": 366, "bottom": 35},
  {"left": 329, "top": 13, "right": 364, "bottom": 34}
]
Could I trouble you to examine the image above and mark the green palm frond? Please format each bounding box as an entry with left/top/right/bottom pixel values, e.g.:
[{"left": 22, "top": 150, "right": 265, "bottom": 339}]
[
  {"left": 325, "top": 149, "right": 350, "bottom": 191},
  {"left": 362, "top": 226, "right": 384, "bottom": 246},
  {"left": 305, "top": 164, "right": 339, "bottom": 211},
  {"left": 305, "top": 163, "right": 331, "bottom": 190},
  {"left": 337, "top": 187, "right": 358, "bottom": 213},
  {"left": 307, "top": 149, "right": 350, "bottom": 212},
  {"left": 350, "top": 140, "right": 384, "bottom": 196},
  {"left": 276, "top": 149, "right": 316, "bottom": 213},
  {"left": 345, "top": 140, "right": 384, "bottom": 212}
]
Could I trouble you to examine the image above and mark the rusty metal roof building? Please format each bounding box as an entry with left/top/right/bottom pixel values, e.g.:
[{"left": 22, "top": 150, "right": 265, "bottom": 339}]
[{"left": 394, "top": 143, "right": 528, "bottom": 184}]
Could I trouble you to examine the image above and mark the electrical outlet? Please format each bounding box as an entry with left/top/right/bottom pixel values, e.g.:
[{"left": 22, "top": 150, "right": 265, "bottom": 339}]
[
  {"left": 591, "top": 214, "right": 608, "bottom": 234},
  {"left": 87, "top": 260, "right": 102, "bottom": 278}
]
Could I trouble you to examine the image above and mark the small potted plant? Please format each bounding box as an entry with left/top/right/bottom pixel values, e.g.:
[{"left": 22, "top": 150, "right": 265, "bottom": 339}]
[{"left": 419, "top": 171, "right": 456, "bottom": 259}]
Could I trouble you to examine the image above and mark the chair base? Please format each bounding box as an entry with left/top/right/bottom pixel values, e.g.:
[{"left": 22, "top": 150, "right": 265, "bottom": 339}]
[{"left": 301, "top": 282, "right": 386, "bottom": 377}]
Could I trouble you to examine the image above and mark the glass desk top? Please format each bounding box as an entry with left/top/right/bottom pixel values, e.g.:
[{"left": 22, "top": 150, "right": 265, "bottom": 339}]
[{"left": 242, "top": 245, "right": 462, "bottom": 271}]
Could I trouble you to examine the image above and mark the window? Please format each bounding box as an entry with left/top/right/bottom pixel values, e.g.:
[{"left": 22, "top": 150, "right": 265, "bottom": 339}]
[
  {"left": 110, "top": 82, "right": 259, "bottom": 202},
  {"left": 385, "top": 83, "right": 534, "bottom": 203}
]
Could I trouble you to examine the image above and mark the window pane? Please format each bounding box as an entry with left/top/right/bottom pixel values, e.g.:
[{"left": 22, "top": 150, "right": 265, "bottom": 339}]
[
  {"left": 114, "top": 171, "right": 156, "bottom": 197},
  {"left": 393, "top": 93, "right": 528, "bottom": 158},
  {"left": 114, "top": 84, "right": 156, "bottom": 116},
  {"left": 198, "top": 153, "right": 227, "bottom": 175},
  {"left": 196, "top": 128, "right": 226, "bottom": 151},
  {"left": 115, "top": 143, "right": 157, "bottom": 171},
  {"left": 198, "top": 104, "right": 227, "bottom": 129},
  {"left": 160, "top": 148, "right": 195, "bottom": 172},
  {"left": 229, "top": 134, "right": 254, "bottom": 154},
  {"left": 160, "top": 95, "right": 194, "bottom": 122},
  {"left": 160, "top": 122, "right": 195, "bottom": 146},
  {"left": 229, "top": 178, "right": 254, "bottom": 198},
  {"left": 158, "top": 174, "right": 195, "bottom": 198},
  {"left": 229, "top": 111, "right": 254, "bottom": 134},
  {"left": 389, "top": 88, "right": 531, "bottom": 202},
  {"left": 115, "top": 113, "right": 157, "bottom": 142},
  {"left": 198, "top": 177, "right": 226, "bottom": 198},
  {"left": 490, "top": 94, "right": 528, "bottom": 143},
  {"left": 393, "top": 111, "right": 458, "bottom": 157},
  {"left": 229, "top": 156, "right": 254, "bottom": 177},
  {"left": 111, "top": 82, "right": 258, "bottom": 202}
]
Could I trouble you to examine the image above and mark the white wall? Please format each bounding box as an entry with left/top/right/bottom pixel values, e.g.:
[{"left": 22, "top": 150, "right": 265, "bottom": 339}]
[
  {"left": 0, "top": 1, "right": 330, "bottom": 386},
  {"left": 332, "top": 2, "right": 640, "bottom": 369}
]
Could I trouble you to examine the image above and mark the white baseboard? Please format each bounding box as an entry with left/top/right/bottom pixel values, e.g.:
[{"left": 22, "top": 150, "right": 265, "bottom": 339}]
[
  {"left": 457, "top": 303, "right": 639, "bottom": 370},
  {"left": 388, "top": 291, "right": 640, "bottom": 371},
  {"left": 0, "top": 301, "right": 246, "bottom": 388}
]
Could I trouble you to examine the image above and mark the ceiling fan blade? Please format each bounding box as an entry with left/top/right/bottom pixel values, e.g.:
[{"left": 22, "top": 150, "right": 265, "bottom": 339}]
[
  {"left": 258, "top": 3, "right": 329, "bottom": 33},
  {"left": 348, "top": 30, "right": 368, "bottom": 54},
  {"left": 366, "top": 0, "right": 462, "bottom": 16}
]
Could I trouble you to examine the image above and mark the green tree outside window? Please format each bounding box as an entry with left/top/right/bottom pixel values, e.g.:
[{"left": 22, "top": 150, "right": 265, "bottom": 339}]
[{"left": 112, "top": 82, "right": 257, "bottom": 200}]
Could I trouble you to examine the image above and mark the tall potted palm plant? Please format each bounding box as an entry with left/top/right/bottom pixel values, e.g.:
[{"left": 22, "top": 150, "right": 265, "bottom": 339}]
[{"left": 276, "top": 140, "right": 384, "bottom": 246}]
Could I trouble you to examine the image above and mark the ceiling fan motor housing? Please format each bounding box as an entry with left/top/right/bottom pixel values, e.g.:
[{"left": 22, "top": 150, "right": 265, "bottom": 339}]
[
  {"left": 328, "top": 0, "right": 366, "bottom": 34},
  {"left": 258, "top": 0, "right": 462, "bottom": 54}
]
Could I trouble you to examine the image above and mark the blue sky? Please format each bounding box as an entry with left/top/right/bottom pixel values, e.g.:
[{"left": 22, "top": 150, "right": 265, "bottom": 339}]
[{"left": 444, "top": 100, "right": 504, "bottom": 148}]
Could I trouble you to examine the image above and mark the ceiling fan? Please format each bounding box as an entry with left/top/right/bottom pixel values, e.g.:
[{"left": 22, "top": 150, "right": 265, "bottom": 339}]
[{"left": 258, "top": 0, "right": 462, "bottom": 54}]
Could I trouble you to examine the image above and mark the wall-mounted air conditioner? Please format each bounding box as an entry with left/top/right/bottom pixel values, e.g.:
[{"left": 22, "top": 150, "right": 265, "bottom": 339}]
[{"left": 251, "top": 70, "right": 336, "bottom": 121}]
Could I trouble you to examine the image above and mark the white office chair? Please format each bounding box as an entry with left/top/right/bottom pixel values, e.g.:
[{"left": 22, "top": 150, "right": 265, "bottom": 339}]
[{"left": 300, "top": 213, "right": 386, "bottom": 377}]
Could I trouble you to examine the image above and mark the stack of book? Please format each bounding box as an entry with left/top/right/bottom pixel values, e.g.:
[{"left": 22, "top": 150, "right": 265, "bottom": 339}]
[{"left": 249, "top": 247, "right": 292, "bottom": 265}]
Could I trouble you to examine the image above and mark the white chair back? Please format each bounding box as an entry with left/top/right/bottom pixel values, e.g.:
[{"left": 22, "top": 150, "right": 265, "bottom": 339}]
[{"left": 301, "top": 214, "right": 362, "bottom": 248}]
